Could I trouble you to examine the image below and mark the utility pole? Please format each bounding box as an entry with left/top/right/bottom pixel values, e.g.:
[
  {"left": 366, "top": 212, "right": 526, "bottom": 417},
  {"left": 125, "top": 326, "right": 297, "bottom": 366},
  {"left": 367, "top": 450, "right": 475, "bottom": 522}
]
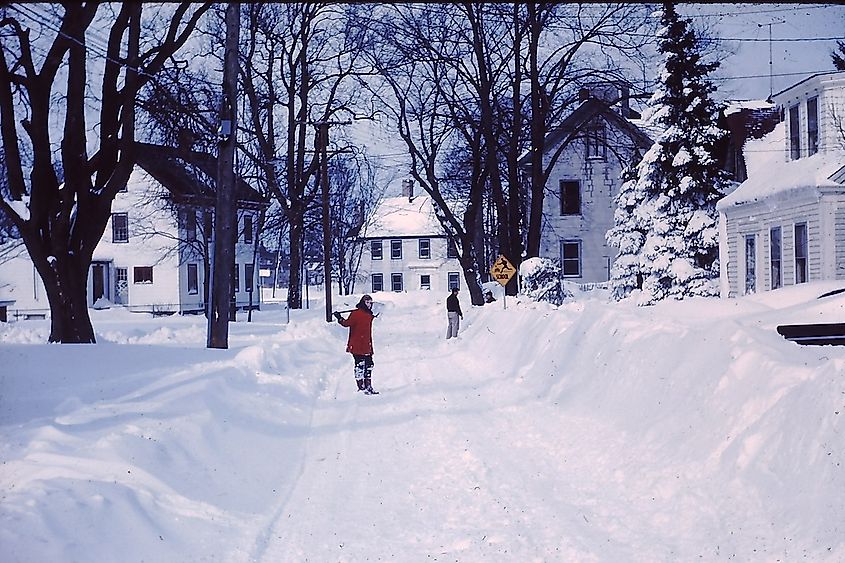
[
  {"left": 208, "top": 1, "right": 239, "bottom": 349},
  {"left": 314, "top": 119, "right": 351, "bottom": 323},
  {"left": 318, "top": 122, "right": 332, "bottom": 323}
]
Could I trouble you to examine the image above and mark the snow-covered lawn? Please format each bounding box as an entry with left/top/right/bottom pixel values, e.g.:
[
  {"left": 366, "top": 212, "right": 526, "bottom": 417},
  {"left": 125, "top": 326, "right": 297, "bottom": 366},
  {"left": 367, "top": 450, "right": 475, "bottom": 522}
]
[{"left": 1, "top": 283, "right": 844, "bottom": 562}]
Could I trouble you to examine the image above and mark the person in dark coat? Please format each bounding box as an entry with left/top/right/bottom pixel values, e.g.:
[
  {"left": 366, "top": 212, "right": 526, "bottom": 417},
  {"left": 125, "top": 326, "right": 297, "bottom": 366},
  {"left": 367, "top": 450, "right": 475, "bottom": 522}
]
[
  {"left": 446, "top": 287, "right": 463, "bottom": 339},
  {"left": 334, "top": 294, "right": 379, "bottom": 394}
]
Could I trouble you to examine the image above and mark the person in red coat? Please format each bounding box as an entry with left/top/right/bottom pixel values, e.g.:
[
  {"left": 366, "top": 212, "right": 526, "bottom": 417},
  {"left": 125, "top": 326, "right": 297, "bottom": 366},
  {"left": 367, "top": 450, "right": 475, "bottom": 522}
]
[{"left": 334, "top": 294, "right": 379, "bottom": 395}]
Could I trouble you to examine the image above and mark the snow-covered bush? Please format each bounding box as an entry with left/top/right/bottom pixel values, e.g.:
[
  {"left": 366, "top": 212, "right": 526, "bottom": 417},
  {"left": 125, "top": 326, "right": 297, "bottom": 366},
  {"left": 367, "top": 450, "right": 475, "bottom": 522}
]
[{"left": 519, "top": 257, "right": 571, "bottom": 306}]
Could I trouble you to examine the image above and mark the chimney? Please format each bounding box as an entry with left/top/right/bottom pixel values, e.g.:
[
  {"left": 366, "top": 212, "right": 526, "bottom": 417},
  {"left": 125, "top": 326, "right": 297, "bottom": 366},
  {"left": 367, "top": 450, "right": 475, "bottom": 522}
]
[{"left": 401, "top": 178, "right": 414, "bottom": 201}]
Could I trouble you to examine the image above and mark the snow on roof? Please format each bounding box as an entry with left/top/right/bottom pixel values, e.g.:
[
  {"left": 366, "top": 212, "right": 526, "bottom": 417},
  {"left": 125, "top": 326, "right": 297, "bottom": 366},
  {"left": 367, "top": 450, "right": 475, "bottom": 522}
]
[
  {"left": 627, "top": 116, "right": 664, "bottom": 143},
  {"left": 743, "top": 121, "right": 786, "bottom": 179},
  {"left": 723, "top": 99, "right": 775, "bottom": 117},
  {"left": 718, "top": 123, "right": 844, "bottom": 210},
  {"left": 362, "top": 195, "right": 444, "bottom": 238}
]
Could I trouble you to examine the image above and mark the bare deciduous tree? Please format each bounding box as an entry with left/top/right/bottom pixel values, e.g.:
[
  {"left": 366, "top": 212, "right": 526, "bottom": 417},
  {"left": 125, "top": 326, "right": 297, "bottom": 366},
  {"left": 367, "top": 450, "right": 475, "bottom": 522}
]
[
  {"left": 0, "top": 2, "right": 210, "bottom": 343},
  {"left": 237, "top": 3, "right": 373, "bottom": 309},
  {"left": 360, "top": 3, "right": 654, "bottom": 303}
]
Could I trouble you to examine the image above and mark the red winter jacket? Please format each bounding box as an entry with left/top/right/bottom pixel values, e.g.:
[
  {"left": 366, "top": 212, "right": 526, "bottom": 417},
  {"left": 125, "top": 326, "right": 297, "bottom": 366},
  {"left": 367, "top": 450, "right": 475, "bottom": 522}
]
[{"left": 338, "top": 305, "right": 374, "bottom": 355}]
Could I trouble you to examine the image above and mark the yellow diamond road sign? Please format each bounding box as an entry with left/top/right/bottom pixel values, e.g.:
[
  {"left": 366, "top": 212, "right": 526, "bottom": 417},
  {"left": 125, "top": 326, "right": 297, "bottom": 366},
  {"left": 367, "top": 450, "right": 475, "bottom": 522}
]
[{"left": 490, "top": 255, "right": 516, "bottom": 286}]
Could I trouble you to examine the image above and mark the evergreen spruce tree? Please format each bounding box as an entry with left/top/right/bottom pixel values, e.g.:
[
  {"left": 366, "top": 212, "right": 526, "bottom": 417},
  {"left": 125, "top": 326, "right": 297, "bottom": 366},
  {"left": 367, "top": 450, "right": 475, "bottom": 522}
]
[
  {"left": 607, "top": 1, "right": 730, "bottom": 304},
  {"left": 606, "top": 160, "right": 646, "bottom": 300}
]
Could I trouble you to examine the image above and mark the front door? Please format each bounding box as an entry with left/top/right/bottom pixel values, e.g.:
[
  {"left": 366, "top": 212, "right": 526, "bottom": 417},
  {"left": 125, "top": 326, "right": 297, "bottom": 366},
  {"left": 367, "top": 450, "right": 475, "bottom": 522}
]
[
  {"left": 90, "top": 261, "right": 111, "bottom": 306},
  {"left": 744, "top": 234, "right": 756, "bottom": 294},
  {"left": 114, "top": 267, "right": 128, "bottom": 305}
]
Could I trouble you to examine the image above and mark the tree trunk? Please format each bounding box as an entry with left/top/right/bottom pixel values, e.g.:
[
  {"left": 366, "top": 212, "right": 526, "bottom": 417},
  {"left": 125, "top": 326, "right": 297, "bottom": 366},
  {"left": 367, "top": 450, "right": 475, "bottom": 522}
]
[
  {"left": 28, "top": 243, "right": 96, "bottom": 343},
  {"left": 526, "top": 3, "right": 546, "bottom": 259},
  {"left": 287, "top": 216, "right": 303, "bottom": 309}
]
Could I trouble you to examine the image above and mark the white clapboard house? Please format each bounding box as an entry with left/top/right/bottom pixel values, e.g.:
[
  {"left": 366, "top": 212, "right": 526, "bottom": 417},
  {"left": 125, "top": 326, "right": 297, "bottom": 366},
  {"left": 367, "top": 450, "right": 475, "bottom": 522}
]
[
  {"left": 357, "top": 180, "right": 463, "bottom": 293},
  {"left": 717, "top": 71, "right": 845, "bottom": 297},
  {"left": 0, "top": 143, "right": 268, "bottom": 317}
]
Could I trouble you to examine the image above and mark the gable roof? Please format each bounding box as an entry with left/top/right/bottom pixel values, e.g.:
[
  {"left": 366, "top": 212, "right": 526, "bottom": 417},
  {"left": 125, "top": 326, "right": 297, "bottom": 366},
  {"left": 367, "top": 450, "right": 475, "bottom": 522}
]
[
  {"left": 362, "top": 195, "right": 444, "bottom": 239},
  {"left": 518, "top": 98, "right": 654, "bottom": 167},
  {"left": 134, "top": 143, "right": 266, "bottom": 208}
]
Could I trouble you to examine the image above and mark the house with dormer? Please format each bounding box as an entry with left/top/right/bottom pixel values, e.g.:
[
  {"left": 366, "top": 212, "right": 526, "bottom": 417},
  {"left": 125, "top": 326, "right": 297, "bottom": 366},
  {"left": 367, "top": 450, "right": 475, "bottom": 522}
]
[
  {"left": 717, "top": 71, "right": 845, "bottom": 297},
  {"left": 357, "top": 180, "right": 463, "bottom": 293},
  {"left": 0, "top": 143, "right": 268, "bottom": 316},
  {"left": 522, "top": 85, "right": 654, "bottom": 284}
]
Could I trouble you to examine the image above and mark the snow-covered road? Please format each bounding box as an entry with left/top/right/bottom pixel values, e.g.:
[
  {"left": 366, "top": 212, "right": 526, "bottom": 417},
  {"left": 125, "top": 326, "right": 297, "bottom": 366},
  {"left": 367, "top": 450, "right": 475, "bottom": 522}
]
[
  {"left": 253, "top": 298, "right": 604, "bottom": 561},
  {"left": 3, "top": 285, "right": 844, "bottom": 562}
]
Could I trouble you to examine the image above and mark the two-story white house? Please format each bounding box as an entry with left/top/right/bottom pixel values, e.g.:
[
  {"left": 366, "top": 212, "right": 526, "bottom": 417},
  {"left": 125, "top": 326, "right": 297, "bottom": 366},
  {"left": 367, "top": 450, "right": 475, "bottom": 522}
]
[
  {"left": 0, "top": 143, "right": 268, "bottom": 316},
  {"left": 717, "top": 71, "right": 845, "bottom": 297},
  {"left": 357, "top": 180, "right": 463, "bottom": 293},
  {"left": 525, "top": 86, "right": 654, "bottom": 284}
]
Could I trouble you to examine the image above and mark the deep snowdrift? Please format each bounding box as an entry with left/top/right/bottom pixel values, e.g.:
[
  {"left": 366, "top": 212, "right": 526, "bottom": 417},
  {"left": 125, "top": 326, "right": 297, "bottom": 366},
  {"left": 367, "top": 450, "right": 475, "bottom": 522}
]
[{"left": 1, "top": 283, "right": 843, "bottom": 562}]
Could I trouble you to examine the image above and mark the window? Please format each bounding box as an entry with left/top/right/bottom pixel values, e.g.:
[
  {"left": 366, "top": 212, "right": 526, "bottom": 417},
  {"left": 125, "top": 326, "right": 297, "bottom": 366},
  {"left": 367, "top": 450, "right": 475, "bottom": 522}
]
[
  {"left": 448, "top": 272, "right": 460, "bottom": 290},
  {"left": 371, "top": 273, "right": 384, "bottom": 292},
  {"left": 233, "top": 264, "right": 240, "bottom": 293},
  {"left": 243, "top": 214, "right": 253, "bottom": 244},
  {"left": 186, "top": 210, "right": 197, "bottom": 241},
  {"left": 420, "top": 274, "right": 431, "bottom": 290},
  {"left": 391, "top": 273, "right": 403, "bottom": 292},
  {"left": 561, "top": 240, "right": 581, "bottom": 277},
  {"left": 419, "top": 238, "right": 431, "bottom": 259},
  {"left": 794, "top": 223, "right": 808, "bottom": 284},
  {"left": 203, "top": 210, "right": 213, "bottom": 242},
  {"left": 134, "top": 266, "right": 153, "bottom": 284},
  {"left": 586, "top": 122, "right": 606, "bottom": 159},
  {"left": 789, "top": 105, "right": 800, "bottom": 160},
  {"left": 112, "top": 213, "right": 128, "bottom": 243},
  {"left": 245, "top": 263, "right": 255, "bottom": 293},
  {"left": 770, "top": 226, "right": 782, "bottom": 289},
  {"left": 807, "top": 97, "right": 819, "bottom": 156},
  {"left": 187, "top": 263, "right": 199, "bottom": 295},
  {"left": 560, "top": 181, "right": 581, "bottom": 215},
  {"left": 447, "top": 239, "right": 459, "bottom": 259},
  {"left": 371, "top": 240, "right": 383, "bottom": 260},
  {"left": 391, "top": 239, "right": 403, "bottom": 260},
  {"left": 744, "top": 234, "right": 756, "bottom": 294}
]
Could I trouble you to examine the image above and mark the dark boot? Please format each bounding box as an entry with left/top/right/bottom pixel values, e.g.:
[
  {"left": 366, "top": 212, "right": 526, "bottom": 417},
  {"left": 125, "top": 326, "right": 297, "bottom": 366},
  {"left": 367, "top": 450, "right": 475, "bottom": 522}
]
[
  {"left": 363, "top": 376, "right": 379, "bottom": 395},
  {"left": 356, "top": 379, "right": 365, "bottom": 392}
]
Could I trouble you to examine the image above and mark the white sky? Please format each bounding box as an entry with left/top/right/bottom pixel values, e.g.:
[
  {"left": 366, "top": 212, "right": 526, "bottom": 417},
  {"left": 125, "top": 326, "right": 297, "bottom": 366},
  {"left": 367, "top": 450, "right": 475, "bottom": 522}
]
[
  {"left": 679, "top": 3, "right": 845, "bottom": 101},
  {"left": 2, "top": 281, "right": 845, "bottom": 561}
]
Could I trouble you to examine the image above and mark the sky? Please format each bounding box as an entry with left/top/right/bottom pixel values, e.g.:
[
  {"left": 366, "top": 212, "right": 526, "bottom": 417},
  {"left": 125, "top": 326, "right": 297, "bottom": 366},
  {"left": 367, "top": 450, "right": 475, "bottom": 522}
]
[
  {"left": 676, "top": 3, "right": 844, "bottom": 101},
  {"left": 1, "top": 280, "right": 845, "bottom": 562}
]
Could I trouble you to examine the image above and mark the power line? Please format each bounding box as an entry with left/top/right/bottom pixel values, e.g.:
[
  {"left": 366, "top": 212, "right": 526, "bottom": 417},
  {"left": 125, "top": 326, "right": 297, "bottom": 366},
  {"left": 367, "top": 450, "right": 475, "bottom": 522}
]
[
  {"left": 682, "top": 4, "right": 837, "bottom": 18},
  {"left": 713, "top": 69, "right": 836, "bottom": 82},
  {"left": 714, "top": 36, "right": 844, "bottom": 42}
]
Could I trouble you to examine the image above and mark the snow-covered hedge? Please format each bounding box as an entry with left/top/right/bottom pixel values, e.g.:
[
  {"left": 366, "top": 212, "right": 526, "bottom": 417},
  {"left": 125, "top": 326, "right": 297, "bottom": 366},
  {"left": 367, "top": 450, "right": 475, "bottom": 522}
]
[{"left": 518, "top": 257, "right": 572, "bottom": 306}]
